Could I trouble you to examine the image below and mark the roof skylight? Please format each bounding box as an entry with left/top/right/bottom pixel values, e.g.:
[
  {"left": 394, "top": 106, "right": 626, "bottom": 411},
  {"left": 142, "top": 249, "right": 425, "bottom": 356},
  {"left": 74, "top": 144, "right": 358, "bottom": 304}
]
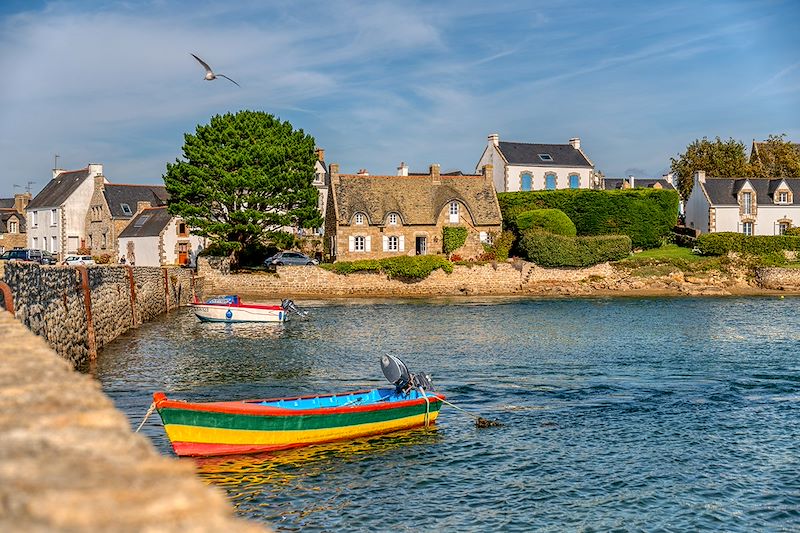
[
  {"left": 538, "top": 153, "right": 553, "bottom": 162},
  {"left": 133, "top": 215, "right": 150, "bottom": 228}
]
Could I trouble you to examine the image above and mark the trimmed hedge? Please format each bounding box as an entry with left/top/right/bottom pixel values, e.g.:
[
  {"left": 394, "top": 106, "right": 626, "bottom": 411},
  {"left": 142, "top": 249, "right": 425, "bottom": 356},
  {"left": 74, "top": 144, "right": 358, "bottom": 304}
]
[
  {"left": 520, "top": 230, "right": 632, "bottom": 267},
  {"left": 498, "top": 188, "right": 679, "bottom": 249},
  {"left": 323, "top": 255, "right": 453, "bottom": 279},
  {"left": 516, "top": 209, "right": 576, "bottom": 236},
  {"left": 696, "top": 232, "right": 800, "bottom": 256}
]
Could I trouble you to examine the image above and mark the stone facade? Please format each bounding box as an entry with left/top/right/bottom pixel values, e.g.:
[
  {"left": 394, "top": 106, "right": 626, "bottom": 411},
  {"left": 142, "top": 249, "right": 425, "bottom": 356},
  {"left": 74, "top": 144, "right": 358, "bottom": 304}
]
[
  {"left": 1, "top": 262, "right": 197, "bottom": 366},
  {"left": 0, "top": 310, "right": 265, "bottom": 533},
  {"left": 325, "top": 163, "right": 502, "bottom": 262}
]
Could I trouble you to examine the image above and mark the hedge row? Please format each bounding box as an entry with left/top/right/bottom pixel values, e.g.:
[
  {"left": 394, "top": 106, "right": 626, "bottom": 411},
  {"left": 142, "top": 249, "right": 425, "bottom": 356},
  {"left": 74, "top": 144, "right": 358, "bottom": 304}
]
[
  {"left": 498, "top": 188, "right": 679, "bottom": 249},
  {"left": 322, "top": 255, "right": 453, "bottom": 279},
  {"left": 520, "top": 230, "right": 632, "bottom": 267},
  {"left": 696, "top": 232, "right": 800, "bottom": 256},
  {"left": 516, "top": 209, "right": 577, "bottom": 236}
]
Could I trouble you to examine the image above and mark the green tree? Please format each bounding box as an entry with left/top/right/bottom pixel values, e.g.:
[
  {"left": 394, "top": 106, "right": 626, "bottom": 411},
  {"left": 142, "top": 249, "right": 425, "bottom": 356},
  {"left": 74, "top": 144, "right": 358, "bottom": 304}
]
[
  {"left": 751, "top": 134, "right": 800, "bottom": 178},
  {"left": 163, "top": 111, "right": 322, "bottom": 260},
  {"left": 670, "top": 137, "right": 751, "bottom": 200}
]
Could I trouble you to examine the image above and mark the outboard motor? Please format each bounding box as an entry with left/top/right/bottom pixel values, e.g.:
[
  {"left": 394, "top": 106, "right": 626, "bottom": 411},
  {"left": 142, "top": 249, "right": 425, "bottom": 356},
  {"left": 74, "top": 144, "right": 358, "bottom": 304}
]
[
  {"left": 281, "top": 299, "right": 308, "bottom": 318},
  {"left": 381, "top": 354, "right": 434, "bottom": 393}
]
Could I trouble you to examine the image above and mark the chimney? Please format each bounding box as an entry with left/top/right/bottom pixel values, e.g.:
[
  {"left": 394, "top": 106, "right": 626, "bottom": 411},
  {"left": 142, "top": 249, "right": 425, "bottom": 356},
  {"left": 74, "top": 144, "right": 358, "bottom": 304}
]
[
  {"left": 88, "top": 163, "right": 103, "bottom": 177},
  {"left": 315, "top": 148, "right": 325, "bottom": 161},
  {"left": 482, "top": 163, "right": 493, "bottom": 183},
  {"left": 330, "top": 163, "right": 340, "bottom": 185},
  {"left": 357, "top": 168, "right": 369, "bottom": 176},
  {"left": 694, "top": 170, "right": 706, "bottom": 184},
  {"left": 94, "top": 174, "right": 106, "bottom": 192},
  {"left": 430, "top": 163, "right": 440, "bottom": 183},
  {"left": 488, "top": 133, "right": 499, "bottom": 146},
  {"left": 13, "top": 192, "right": 31, "bottom": 214},
  {"left": 628, "top": 175, "right": 635, "bottom": 188},
  {"left": 397, "top": 162, "right": 409, "bottom": 176},
  {"left": 569, "top": 138, "right": 581, "bottom": 150},
  {"left": 136, "top": 201, "right": 151, "bottom": 214}
]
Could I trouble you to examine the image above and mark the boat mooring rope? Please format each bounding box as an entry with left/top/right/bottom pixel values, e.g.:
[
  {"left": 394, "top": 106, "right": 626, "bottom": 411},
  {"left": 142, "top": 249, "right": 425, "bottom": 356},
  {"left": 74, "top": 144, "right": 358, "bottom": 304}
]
[
  {"left": 135, "top": 402, "right": 156, "bottom": 433},
  {"left": 435, "top": 396, "right": 503, "bottom": 428},
  {"left": 418, "top": 387, "right": 431, "bottom": 428}
]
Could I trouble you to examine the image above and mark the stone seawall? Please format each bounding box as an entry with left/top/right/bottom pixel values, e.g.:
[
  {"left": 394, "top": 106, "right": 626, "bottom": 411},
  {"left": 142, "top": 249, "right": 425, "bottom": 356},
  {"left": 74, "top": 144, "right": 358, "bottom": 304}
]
[
  {"left": 755, "top": 267, "right": 800, "bottom": 290},
  {"left": 0, "top": 310, "right": 265, "bottom": 532},
  {"left": 1, "top": 263, "right": 198, "bottom": 367}
]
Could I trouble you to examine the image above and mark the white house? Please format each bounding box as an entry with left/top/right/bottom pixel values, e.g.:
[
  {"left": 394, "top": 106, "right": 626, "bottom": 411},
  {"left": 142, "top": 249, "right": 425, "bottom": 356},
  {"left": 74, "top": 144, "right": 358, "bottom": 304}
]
[
  {"left": 312, "top": 147, "right": 329, "bottom": 236},
  {"left": 26, "top": 164, "right": 107, "bottom": 259},
  {"left": 685, "top": 170, "right": 800, "bottom": 235},
  {"left": 117, "top": 206, "right": 205, "bottom": 267},
  {"left": 475, "top": 134, "right": 596, "bottom": 192}
]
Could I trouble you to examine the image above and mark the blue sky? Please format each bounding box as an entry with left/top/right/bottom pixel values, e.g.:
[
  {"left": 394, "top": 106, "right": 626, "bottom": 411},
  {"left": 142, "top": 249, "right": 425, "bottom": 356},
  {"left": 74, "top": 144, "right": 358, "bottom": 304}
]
[{"left": 1, "top": 0, "right": 798, "bottom": 196}]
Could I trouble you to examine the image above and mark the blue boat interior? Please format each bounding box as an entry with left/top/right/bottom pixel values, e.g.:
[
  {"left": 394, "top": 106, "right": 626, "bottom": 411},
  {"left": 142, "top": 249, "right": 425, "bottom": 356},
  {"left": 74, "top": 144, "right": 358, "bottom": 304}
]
[{"left": 252, "top": 388, "right": 433, "bottom": 410}]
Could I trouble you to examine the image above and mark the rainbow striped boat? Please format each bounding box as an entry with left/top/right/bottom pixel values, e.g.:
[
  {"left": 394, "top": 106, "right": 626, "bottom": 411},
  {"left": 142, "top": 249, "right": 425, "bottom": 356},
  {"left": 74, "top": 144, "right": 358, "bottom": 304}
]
[{"left": 153, "top": 387, "right": 444, "bottom": 457}]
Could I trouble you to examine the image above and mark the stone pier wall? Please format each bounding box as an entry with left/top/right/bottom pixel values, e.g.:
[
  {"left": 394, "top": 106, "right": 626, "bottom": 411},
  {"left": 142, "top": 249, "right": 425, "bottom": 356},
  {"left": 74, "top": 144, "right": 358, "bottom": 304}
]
[
  {"left": 0, "top": 310, "right": 265, "bottom": 532},
  {"left": 755, "top": 267, "right": 800, "bottom": 290},
  {"left": 1, "top": 263, "right": 198, "bottom": 367}
]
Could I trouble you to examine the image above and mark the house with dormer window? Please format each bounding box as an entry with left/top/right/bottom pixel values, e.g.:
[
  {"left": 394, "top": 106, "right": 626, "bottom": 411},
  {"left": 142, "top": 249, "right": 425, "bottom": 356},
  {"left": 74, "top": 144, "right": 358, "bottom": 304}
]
[
  {"left": 0, "top": 193, "right": 30, "bottom": 253},
  {"left": 475, "top": 133, "right": 596, "bottom": 192},
  {"left": 685, "top": 170, "right": 800, "bottom": 235},
  {"left": 324, "top": 163, "right": 502, "bottom": 261}
]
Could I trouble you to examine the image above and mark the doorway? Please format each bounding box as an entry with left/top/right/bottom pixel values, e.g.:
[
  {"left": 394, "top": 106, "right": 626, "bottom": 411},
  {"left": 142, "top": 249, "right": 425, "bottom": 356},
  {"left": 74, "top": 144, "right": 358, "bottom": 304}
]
[{"left": 415, "top": 236, "right": 427, "bottom": 255}]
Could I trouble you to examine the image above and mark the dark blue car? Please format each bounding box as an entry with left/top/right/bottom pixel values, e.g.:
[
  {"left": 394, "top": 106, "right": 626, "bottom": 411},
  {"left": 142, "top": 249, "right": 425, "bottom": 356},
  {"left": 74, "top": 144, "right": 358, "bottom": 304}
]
[{"left": 263, "top": 251, "right": 319, "bottom": 266}]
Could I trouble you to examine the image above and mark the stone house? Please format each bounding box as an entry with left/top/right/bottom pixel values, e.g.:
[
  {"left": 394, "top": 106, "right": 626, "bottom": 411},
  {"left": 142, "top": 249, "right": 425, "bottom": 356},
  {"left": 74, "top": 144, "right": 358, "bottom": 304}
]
[
  {"left": 324, "top": 163, "right": 502, "bottom": 262},
  {"left": 85, "top": 175, "right": 167, "bottom": 260},
  {"left": 117, "top": 206, "right": 205, "bottom": 267},
  {"left": 685, "top": 170, "right": 800, "bottom": 235},
  {"left": 0, "top": 193, "right": 30, "bottom": 253},
  {"left": 26, "top": 164, "right": 106, "bottom": 260},
  {"left": 602, "top": 176, "right": 676, "bottom": 190},
  {"left": 476, "top": 133, "right": 596, "bottom": 192}
]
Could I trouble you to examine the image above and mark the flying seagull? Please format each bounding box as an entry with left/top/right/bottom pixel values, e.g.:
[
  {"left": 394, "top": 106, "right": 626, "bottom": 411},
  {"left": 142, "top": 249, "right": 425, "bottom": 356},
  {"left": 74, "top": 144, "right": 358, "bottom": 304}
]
[{"left": 190, "top": 53, "right": 240, "bottom": 87}]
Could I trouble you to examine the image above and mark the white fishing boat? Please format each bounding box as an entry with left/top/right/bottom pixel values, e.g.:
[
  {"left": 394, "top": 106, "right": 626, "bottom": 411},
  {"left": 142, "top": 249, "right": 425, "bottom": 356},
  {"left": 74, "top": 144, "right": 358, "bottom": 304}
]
[{"left": 190, "top": 295, "right": 305, "bottom": 323}]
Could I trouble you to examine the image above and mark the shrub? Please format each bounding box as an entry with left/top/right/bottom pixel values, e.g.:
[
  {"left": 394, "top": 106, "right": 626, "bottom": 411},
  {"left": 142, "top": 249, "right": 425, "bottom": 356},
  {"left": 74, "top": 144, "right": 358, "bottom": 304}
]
[
  {"left": 325, "top": 256, "right": 453, "bottom": 279},
  {"left": 483, "top": 230, "right": 515, "bottom": 261},
  {"left": 498, "top": 188, "right": 679, "bottom": 249},
  {"left": 696, "top": 232, "right": 800, "bottom": 256},
  {"left": 442, "top": 227, "right": 468, "bottom": 254},
  {"left": 516, "top": 209, "right": 577, "bottom": 236},
  {"left": 93, "top": 254, "right": 112, "bottom": 264},
  {"left": 520, "top": 230, "right": 632, "bottom": 267},
  {"left": 784, "top": 227, "right": 800, "bottom": 236}
]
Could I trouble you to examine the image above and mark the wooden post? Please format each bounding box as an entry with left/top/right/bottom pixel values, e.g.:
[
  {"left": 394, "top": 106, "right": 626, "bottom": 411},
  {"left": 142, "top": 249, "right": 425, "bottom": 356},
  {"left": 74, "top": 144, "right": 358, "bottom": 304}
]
[
  {"left": 0, "top": 281, "right": 14, "bottom": 316},
  {"left": 76, "top": 266, "right": 97, "bottom": 362}
]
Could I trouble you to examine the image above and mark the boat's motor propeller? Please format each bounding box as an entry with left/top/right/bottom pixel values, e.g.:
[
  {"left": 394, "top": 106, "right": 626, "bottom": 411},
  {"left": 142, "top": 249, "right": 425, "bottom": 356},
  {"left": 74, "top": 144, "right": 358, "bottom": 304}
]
[
  {"left": 381, "top": 354, "right": 434, "bottom": 393},
  {"left": 281, "top": 299, "right": 308, "bottom": 318}
]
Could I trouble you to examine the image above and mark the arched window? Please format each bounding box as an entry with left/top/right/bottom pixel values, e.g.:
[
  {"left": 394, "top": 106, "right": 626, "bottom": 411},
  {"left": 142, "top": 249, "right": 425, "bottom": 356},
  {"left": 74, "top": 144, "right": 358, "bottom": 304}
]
[
  {"left": 520, "top": 172, "right": 532, "bottom": 192},
  {"left": 569, "top": 174, "right": 580, "bottom": 189},
  {"left": 387, "top": 213, "right": 399, "bottom": 225},
  {"left": 545, "top": 174, "right": 557, "bottom": 190},
  {"left": 354, "top": 212, "right": 365, "bottom": 225},
  {"left": 449, "top": 201, "right": 459, "bottom": 223}
]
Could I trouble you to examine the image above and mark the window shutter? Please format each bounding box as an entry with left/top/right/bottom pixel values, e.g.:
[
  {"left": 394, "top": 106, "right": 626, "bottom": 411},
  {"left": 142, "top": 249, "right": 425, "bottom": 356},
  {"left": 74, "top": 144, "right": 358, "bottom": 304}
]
[
  {"left": 349, "top": 236, "right": 355, "bottom": 252},
  {"left": 399, "top": 236, "right": 405, "bottom": 251},
  {"left": 479, "top": 231, "right": 487, "bottom": 242},
  {"left": 365, "top": 236, "right": 371, "bottom": 251},
  {"left": 383, "top": 235, "right": 389, "bottom": 251}
]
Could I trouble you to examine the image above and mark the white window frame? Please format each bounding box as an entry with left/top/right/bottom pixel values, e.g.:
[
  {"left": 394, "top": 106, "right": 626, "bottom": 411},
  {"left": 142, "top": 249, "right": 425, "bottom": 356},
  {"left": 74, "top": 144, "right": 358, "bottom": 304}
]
[
  {"left": 743, "top": 192, "right": 752, "bottom": 215},
  {"left": 742, "top": 221, "right": 753, "bottom": 236},
  {"left": 51, "top": 235, "right": 57, "bottom": 252},
  {"left": 449, "top": 202, "right": 459, "bottom": 223},
  {"left": 387, "top": 213, "right": 398, "bottom": 225},
  {"left": 779, "top": 222, "right": 789, "bottom": 235},
  {"left": 32, "top": 236, "right": 38, "bottom": 249},
  {"left": 8, "top": 220, "right": 17, "bottom": 233},
  {"left": 354, "top": 235, "right": 365, "bottom": 251},
  {"left": 778, "top": 191, "right": 788, "bottom": 204},
  {"left": 387, "top": 235, "right": 399, "bottom": 251},
  {"left": 50, "top": 208, "right": 58, "bottom": 227},
  {"left": 31, "top": 211, "right": 37, "bottom": 227},
  {"left": 354, "top": 213, "right": 365, "bottom": 225}
]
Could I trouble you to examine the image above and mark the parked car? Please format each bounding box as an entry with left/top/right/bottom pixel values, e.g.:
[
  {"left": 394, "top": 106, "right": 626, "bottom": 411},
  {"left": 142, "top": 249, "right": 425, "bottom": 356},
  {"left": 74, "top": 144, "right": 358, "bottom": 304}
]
[
  {"left": 0, "top": 248, "right": 45, "bottom": 263},
  {"left": 40, "top": 250, "right": 57, "bottom": 265},
  {"left": 62, "top": 255, "right": 96, "bottom": 266},
  {"left": 263, "top": 251, "right": 319, "bottom": 266}
]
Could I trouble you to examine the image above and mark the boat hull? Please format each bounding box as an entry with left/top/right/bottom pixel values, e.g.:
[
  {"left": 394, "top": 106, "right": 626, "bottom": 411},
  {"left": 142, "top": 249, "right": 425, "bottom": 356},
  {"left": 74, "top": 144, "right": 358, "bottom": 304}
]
[
  {"left": 153, "top": 390, "right": 444, "bottom": 457},
  {"left": 190, "top": 303, "right": 286, "bottom": 323}
]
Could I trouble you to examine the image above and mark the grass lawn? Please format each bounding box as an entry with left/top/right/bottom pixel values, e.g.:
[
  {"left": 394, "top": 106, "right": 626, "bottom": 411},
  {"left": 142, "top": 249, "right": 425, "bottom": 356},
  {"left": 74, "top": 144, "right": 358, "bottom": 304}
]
[{"left": 623, "top": 244, "right": 706, "bottom": 262}]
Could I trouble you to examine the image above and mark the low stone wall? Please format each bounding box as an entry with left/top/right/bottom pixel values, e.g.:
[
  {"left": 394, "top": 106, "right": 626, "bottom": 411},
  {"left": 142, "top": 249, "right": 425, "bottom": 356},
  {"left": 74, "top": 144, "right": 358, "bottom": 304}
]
[
  {"left": 755, "top": 267, "right": 800, "bottom": 290},
  {"left": 1, "top": 262, "right": 198, "bottom": 367},
  {"left": 0, "top": 310, "right": 265, "bottom": 532},
  {"left": 198, "top": 257, "right": 614, "bottom": 297}
]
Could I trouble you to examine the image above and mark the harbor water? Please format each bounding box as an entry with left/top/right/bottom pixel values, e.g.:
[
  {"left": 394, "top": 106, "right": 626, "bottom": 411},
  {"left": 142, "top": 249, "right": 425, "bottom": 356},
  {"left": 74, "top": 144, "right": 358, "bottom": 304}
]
[{"left": 91, "top": 297, "right": 800, "bottom": 532}]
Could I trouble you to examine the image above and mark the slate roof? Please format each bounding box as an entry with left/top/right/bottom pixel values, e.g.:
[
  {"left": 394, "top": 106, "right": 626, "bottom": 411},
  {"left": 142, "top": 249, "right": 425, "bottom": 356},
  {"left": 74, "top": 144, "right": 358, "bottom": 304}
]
[
  {"left": 497, "top": 142, "right": 592, "bottom": 168},
  {"left": 0, "top": 210, "right": 26, "bottom": 233},
  {"left": 0, "top": 198, "right": 14, "bottom": 209},
  {"left": 103, "top": 184, "right": 168, "bottom": 218},
  {"left": 332, "top": 173, "right": 501, "bottom": 226},
  {"left": 27, "top": 168, "right": 91, "bottom": 209},
  {"left": 603, "top": 178, "right": 675, "bottom": 190},
  {"left": 118, "top": 207, "right": 173, "bottom": 238},
  {"left": 701, "top": 178, "right": 800, "bottom": 205}
]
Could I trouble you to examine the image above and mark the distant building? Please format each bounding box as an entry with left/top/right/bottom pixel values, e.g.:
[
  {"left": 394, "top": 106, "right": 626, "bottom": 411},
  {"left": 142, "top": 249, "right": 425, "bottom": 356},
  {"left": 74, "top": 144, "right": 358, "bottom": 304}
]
[
  {"left": 324, "top": 163, "right": 502, "bottom": 261},
  {"left": 0, "top": 192, "right": 30, "bottom": 253},
  {"left": 602, "top": 176, "right": 675, "bottom": 190},
  {"left": 313, "top": 148, "right": 329, "bottom": 236},
  {"left": 476, "top": 133, "right": 595, "bottom": 192},
  {"left": 118, "top": 206, "right": 205, "bottom": 267},
  {"left": 685, "top": 170, "right": 800, "bottom": 235},
  {"left": 26, "top": 164, "right": 106, "bottom": 260},
  {"left": 85, "top": 174, "right": 167, "bottom": 260}
]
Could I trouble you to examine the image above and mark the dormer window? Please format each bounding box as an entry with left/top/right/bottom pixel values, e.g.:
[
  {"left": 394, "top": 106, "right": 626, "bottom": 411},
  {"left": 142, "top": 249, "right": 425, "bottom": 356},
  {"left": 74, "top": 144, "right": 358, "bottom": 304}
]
[
  {"left": 449, "top": 201, "right": 459, "bottom": 223},
  {"left": 387, "top": 213, "right": 398, "bottom": 225},
  {"left": 538, "top": 153, "right": 553, "bottom": 162},
  {"left": 742, "top": 192, "right": 752, "bottom": 215},
  {"left": 779, "top": 192, "right": 788, "bottom": 203},
  {"left": 354, "top": 212, "right": 365, "bottom": 225},
  {"left": 121, "top": 203, "right": 132, "bottom": 215}
]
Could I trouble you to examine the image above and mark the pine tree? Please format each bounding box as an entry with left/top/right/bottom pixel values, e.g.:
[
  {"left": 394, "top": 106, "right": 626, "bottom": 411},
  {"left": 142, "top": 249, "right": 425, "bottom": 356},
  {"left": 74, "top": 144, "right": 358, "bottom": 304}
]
[{"left": 163, "top": 111, "right": 322, "bottom": 259}]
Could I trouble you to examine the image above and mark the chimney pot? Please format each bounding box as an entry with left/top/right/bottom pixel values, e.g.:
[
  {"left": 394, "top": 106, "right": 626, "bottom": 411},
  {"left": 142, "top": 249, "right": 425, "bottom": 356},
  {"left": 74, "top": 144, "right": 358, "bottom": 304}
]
[
  {"left": 488, "top": 133, "right": 499, "bottom": 146},
  {"left": 569, "top": 138, "right": 581, "bottom": 150}
]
